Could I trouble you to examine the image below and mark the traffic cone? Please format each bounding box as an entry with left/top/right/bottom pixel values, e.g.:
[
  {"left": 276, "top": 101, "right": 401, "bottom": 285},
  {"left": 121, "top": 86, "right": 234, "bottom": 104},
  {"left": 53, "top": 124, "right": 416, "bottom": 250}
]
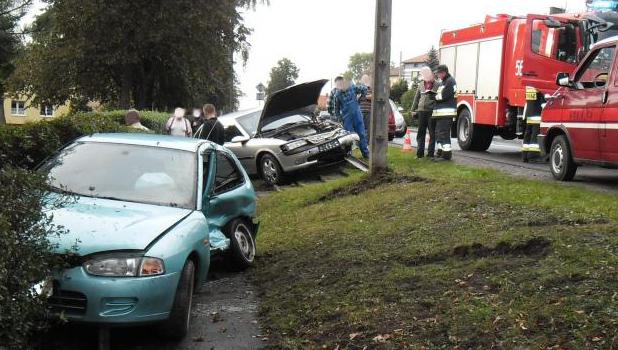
[{"left": 402, "top": 129, "right": 413, "bottom": 153}]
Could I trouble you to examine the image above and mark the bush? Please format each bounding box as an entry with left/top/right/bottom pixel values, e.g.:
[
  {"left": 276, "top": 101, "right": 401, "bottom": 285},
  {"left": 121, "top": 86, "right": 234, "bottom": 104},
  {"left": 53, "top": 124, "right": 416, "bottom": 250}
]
[
  {"left": 0, "top": 167, "right": 69, "bottom": 349},
  {"left": 0, "top": 110, "right": 169, "bottom": 169},
  {"left": 400, "top": 86, "right": 417, "bottom": 112}
]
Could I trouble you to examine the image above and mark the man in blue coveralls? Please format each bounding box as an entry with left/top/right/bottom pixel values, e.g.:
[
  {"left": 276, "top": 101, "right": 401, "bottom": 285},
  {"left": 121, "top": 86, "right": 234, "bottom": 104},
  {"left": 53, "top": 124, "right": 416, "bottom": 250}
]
[{"left": 327, "top": 77, "right": 370, "bottom": 159}]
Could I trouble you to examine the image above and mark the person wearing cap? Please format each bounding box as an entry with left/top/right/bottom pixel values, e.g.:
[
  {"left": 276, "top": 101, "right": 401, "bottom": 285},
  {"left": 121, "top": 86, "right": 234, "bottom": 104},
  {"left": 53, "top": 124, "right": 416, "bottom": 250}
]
[
  {"left": 411, "top": 67, "right": 439, "bottom": 159},
  {"left": 432, "top": 65, "right": 457, "bottom": 161}
]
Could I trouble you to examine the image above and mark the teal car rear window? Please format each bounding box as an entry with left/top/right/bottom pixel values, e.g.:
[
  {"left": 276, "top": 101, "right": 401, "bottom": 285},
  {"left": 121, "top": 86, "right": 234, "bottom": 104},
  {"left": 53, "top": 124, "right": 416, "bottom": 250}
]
[{"left": 41, "top": 142, "right": 197, "bottom": 209}]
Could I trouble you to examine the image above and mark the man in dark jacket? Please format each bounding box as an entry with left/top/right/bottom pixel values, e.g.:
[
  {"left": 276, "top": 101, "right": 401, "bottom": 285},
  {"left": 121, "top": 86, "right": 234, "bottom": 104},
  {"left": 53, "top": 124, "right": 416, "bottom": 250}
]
[
  {"left": 432, "top": 65, "right": 457, "bottom": 161},
  {"left": 412, "top": 67, "right": 439, "bottom": 159},
  {"left": 194, "top": 104, "right": 225, "bottom": 145}
]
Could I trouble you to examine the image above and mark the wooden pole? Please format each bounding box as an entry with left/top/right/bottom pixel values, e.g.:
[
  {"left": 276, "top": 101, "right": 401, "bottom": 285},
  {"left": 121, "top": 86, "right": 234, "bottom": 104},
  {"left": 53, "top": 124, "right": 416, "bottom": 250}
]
[{"left": 370, "top": 0, "right": 392, "bottom": 174}]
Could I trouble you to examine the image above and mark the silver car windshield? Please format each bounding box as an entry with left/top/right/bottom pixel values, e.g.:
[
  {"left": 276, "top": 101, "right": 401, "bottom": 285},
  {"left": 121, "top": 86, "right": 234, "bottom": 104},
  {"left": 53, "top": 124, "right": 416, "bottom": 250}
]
[
  {"left": 40, "top": 142, "right": 197, "bottom": 209},
  {"left": 237, "top": 111, "right": 261, "bottom": 136},
  {"left": 262, "top": 114, "right": 312, "bottom": 132}
]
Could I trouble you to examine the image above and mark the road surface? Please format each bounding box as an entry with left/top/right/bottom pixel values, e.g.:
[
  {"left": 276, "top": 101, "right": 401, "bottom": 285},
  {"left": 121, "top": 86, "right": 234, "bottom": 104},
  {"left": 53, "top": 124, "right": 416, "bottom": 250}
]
[{"left": 393, "top": 130, "right": 618, "bottom": 194}]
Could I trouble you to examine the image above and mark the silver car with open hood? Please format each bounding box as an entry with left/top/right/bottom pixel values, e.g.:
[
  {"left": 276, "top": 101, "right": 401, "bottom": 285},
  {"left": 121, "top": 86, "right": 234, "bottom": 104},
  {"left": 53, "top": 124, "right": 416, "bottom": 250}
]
[{"left": 219, "top": 79, "right": 358, "bottom": 185}]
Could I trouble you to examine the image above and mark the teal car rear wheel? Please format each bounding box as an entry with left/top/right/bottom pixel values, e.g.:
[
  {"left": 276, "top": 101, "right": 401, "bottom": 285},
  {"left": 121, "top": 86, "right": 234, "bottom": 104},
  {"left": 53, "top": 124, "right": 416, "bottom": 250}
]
[
  {"left": 225, "top": 219, "right": 256, "bottom": 270},
  {"left": 160, "top": 260, "right": 195, "bottom": 340}
]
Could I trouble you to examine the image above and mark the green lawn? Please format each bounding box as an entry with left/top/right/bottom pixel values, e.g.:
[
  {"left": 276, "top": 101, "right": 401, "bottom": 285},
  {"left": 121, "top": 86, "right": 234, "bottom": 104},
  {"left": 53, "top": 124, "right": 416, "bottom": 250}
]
[{"left": 253, "top": 148, "right": 618, "bottom": 349}]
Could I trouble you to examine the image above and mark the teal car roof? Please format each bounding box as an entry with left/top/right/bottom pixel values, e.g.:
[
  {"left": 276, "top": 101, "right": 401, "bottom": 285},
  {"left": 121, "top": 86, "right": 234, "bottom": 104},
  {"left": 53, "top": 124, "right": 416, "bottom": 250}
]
[{"left": 78, "top": 133, "right": 219, "bottom": 152}]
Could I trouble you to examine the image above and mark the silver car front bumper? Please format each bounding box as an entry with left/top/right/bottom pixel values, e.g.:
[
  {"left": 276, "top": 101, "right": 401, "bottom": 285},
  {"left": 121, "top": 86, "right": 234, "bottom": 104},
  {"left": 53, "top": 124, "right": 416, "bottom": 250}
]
[{"left": 279, "top": 133, "right": 359, "bottom": 172}]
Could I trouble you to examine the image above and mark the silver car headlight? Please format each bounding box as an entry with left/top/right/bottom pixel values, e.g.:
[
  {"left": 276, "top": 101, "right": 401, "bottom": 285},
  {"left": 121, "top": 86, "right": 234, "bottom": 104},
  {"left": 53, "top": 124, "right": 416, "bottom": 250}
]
[
  {"left": 84, "top": 255, "right": 165, "bottom": 277},
  {"left": 281, "top": 139, "right": 308, "bottom": 152}
]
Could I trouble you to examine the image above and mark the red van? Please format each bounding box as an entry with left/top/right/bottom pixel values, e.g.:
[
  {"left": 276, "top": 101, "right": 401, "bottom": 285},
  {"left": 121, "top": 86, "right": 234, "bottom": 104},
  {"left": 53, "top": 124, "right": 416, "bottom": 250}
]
[{"left": 539, "top": 36, "right": 618, "bottom": 181}]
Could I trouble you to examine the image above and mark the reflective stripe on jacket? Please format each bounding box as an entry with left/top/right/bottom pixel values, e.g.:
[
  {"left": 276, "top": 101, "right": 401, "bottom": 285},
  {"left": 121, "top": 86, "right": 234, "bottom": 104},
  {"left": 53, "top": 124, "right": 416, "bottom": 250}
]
[{"left": 432, "top": 75, "right": 457, "bottom": 118}]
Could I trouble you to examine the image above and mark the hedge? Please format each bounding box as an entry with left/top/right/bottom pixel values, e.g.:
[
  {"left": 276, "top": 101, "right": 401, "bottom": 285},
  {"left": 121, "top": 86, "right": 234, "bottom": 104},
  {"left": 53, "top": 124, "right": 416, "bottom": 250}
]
[{"left": 0, "top": 110, "right": 169, "bottom": 170}]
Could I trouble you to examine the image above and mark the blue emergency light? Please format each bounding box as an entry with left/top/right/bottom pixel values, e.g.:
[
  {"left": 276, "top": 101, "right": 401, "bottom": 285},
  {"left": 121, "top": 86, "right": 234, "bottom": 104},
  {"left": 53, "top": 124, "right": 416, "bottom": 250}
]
[{"left": 587, "top": 0, "right": 618, "bottom": 11}]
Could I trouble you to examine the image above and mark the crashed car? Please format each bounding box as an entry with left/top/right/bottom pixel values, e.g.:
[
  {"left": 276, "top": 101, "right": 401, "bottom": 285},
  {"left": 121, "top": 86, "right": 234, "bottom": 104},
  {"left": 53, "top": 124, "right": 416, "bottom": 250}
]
[
  {"left": 219, "top": 79, "right": 359, "bottom": 185},
  {"left": 38, "top": 133, "right": 257, "bottom": 339}
]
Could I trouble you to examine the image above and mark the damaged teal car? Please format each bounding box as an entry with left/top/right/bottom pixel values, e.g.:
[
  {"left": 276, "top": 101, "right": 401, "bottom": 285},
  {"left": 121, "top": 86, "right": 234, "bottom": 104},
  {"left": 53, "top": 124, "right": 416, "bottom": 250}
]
[{"left": 39, "top": 133, "right": 258, "bottom": 339}]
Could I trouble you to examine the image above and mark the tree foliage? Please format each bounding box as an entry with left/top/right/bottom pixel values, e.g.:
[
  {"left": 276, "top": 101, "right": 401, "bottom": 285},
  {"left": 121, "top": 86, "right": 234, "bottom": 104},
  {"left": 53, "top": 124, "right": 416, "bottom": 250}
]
[
  {"left": 389, "top": 78, "right": 408, "bottom": 104},
  {"left": 344, "top": 52, "right": 373, "bottom": 81},
  {"left": 0, "top": 167, "right": 69, "bottom": 349},
  {"left": 9, "top": 0, "right": 266, "bottom": 112},
  {"left": 425, "top": 46, "right": 440, "bottom": 72},
  {"left": 266, "top": 58, "right": 299, "bottom": 96},
  {"left": 0, "top": 0, "right": 32, "bottom": 124}
]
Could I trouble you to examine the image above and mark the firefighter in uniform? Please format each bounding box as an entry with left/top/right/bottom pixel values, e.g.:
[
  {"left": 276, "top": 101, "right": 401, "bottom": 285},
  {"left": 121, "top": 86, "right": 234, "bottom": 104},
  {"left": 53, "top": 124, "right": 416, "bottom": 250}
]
[
  {"left": 432, "top": 65, "right": 457, "bottom": 161},
  {"left": 521, "top": 86, "right": 543, "bottom": 162}
]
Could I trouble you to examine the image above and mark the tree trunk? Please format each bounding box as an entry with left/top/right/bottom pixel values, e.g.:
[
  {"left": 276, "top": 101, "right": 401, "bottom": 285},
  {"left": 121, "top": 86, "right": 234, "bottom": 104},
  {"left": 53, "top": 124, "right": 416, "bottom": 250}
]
[
  {"left": 119, "top": 66, "right": 132, "bottom": 109},
  {"left": 0, "top": 100, "right": 6, "bottom": 125}
]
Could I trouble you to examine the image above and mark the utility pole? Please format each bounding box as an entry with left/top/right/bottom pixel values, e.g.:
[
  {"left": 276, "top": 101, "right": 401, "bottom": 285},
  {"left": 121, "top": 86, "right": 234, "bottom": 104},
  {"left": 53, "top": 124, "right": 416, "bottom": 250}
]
[{"left": 370, "top": 0, "right": 392, "bottom": 174}]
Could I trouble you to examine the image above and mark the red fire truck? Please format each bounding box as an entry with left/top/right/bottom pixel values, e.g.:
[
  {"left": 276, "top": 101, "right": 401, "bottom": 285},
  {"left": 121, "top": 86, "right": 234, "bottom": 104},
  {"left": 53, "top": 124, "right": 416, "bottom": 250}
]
[{"left": 438, "top": 10, "right": 618, "bottom": 158}]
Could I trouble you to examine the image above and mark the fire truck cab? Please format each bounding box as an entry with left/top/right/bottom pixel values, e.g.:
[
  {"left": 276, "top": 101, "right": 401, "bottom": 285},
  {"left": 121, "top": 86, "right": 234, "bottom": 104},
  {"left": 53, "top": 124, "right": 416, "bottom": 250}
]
[
  {"left": 539, "top": 35, "right": 618, "bottom": 180},
  {"left": 439, "top": 11, "right": 618, "bottom": 156}
]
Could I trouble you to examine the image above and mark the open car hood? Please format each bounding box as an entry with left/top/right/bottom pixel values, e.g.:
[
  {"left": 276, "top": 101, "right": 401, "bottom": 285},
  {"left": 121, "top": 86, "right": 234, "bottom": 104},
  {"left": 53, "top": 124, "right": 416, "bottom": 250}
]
[{"left": 258, "top": 79, "right": 328, "bottom": 133}]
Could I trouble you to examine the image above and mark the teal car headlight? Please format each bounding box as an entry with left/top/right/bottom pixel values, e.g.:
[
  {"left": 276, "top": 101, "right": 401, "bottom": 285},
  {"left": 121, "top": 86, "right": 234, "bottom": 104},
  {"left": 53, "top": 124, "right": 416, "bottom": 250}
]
[
  {"left": 84, "top": 256, "right": 165, "bottom": 277},
  {"left": 281, "top": 139, "right": 308, "bottom": 152}
]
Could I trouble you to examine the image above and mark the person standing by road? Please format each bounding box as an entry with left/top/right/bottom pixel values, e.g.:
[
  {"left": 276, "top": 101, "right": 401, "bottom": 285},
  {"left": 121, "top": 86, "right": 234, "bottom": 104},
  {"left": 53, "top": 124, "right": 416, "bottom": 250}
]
[
  {"left": 194, "top": 104, "right": 225, "bottom": 145},
  {"left": 411, "top": 67, "right": 438, "bottom": 159},
  {"left": 330, "top": 78, "right": 370, "bottom": 159},
  {"left": 166, "top": 108, "right": 193, "bottom": 137},
  {"left": 327, "top": 76, "right": 344, "bottom": 123},
  {"left": 359, "top": 74, "right": 373, "bottom": 138},
  {"left": 432, "top": 65, "right": 457, "bottom": 161}
]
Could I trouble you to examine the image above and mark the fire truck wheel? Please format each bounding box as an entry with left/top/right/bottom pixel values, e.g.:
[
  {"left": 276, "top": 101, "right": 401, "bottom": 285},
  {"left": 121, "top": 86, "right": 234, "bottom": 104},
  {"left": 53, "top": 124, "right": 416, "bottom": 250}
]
[
  {"left": 549, "top": 135, "right": 577, "bottom": 181},
  {"left": 457, "top": 109, "right": 493, "bottom": 151}
]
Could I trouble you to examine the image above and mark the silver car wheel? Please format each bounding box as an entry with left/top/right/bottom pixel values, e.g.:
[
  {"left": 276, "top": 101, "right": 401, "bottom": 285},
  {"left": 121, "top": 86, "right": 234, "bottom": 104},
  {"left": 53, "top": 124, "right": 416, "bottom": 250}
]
[
  {"left": 234, "top": 223, "right": 255, "bottom": 262},
  {"left": 262, "top": 158, "right": 279, "bottom": 183}
]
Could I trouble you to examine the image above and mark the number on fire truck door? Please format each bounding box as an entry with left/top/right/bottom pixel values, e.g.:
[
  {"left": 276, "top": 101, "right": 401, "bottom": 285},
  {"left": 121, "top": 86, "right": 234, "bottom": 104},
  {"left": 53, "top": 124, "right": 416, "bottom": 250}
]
[{"left": 515, "top": 60, "right": 524, "bottom": 77}]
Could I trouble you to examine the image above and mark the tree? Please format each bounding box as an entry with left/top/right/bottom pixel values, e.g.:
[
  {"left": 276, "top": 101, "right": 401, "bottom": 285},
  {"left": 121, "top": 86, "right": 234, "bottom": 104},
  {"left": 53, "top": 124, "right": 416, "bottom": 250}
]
[
  {"left": 266, "top": 58, "right": 299, "bottom": 95},
  {"left": 9, "top": 0, "right": 267, "bottom": 112},
  {"left": 345, "top": 52, "right": 373, "bottom": 81},
  {"left": 425, "top": 46, "right": 440, "bottom": 72},
  {"left": 390, "top": 78, "right": 408, "bottom": 104},
  {"left": 0, "top": 0, "right": 32, "bottom": 124}
]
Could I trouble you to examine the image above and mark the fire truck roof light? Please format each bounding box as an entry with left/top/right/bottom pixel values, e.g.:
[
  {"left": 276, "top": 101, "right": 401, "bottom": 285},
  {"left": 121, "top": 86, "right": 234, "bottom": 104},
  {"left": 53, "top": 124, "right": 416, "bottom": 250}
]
[{"left": 587, "top": 0, "right": 618, "bottom": 11}]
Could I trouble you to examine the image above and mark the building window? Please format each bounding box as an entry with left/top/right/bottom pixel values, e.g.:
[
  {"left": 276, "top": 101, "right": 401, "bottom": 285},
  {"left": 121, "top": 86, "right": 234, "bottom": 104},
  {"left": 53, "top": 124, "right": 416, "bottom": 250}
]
[
  {"left": 11, "top": 101, "right": 26, "bottom": 116},
  {"left": 41, "top": 105, "right": 54, "bottom": 117}
]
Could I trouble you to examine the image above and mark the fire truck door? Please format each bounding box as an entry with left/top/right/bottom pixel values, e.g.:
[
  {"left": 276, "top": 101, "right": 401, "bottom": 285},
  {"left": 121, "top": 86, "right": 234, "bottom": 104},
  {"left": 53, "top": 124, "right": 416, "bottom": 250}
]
[
  {"left": 600, "top": 46, "right": 618, "bottom": 163},
  {"left": 523, "top": 15, "right": 581, "bottom": 92},
  {"left": 560, "top": 45, "right": 615, "bottom": 160}
]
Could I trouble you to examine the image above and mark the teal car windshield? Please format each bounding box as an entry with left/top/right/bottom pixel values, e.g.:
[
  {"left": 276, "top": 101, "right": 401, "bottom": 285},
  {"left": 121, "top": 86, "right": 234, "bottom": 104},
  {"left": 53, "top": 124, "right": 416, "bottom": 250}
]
[{"left": 40, "top": 142, "right": 197, "bottom": 209}]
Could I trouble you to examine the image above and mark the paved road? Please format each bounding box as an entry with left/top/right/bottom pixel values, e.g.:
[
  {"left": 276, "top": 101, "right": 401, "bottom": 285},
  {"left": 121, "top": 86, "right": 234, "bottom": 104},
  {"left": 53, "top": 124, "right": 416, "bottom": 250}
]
[{"left": 393, "top": 130, "right": 618, "bottom": 194}]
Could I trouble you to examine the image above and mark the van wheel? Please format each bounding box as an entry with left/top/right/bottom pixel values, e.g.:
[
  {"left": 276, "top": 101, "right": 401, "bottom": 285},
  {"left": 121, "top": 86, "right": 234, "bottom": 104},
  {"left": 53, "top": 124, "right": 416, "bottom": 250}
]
[
  {"left": 160, "top": 260, "right": 195, "bottom": 340},
  {"left": 259, "top": 154, "right": 285, "bottom": 186},
  {"left": 550, "top": 135, "right": 577, "bottom": 181},
  {"left": 224, "top": 219, "right": 256, "bottom": 270},
  {"left": 457, "top": 109, "right": 494, "bottom": 151}
]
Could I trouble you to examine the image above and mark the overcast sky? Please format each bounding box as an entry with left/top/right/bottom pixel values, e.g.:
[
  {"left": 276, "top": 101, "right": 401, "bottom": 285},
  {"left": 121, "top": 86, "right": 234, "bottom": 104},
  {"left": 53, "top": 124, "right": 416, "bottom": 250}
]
[
  {"left": 236, "top": 0, "right": 587, "bottom": 108},
  {"left": 22, "top": 1, "right": 588, "bottom": 110}
]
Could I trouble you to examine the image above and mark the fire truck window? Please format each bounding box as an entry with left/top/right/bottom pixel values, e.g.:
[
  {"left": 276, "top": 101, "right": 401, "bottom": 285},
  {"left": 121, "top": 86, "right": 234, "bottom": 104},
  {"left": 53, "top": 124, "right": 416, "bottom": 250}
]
[
  {"left": 531, "top": 20, "right": 578, "bottom": 63},
  {"left": 575, "top": 46, "right": 616, "bottom": 89}
]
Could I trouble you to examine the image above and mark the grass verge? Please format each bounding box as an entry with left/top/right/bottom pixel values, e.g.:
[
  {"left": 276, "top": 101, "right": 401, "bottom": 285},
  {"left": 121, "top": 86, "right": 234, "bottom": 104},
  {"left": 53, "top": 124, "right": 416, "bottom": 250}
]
[{"left": 253, "top": 148, "right": 618, "bottom": 349}]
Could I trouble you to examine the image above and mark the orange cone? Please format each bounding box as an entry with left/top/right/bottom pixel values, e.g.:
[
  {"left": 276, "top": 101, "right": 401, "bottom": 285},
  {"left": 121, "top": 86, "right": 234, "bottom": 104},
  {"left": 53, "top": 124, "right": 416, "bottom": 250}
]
[{"left": 402, "top": 128, "right": 413, "bottom": 153}]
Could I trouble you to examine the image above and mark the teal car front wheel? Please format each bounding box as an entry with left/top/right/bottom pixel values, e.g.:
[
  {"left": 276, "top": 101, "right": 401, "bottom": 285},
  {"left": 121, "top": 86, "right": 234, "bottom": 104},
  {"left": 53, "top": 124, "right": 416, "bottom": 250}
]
[
  {"left": 226, "top": 219, "right": 256, "bottom": 270},
  {"left": 160, "top": 260, "right": 195, "bottom": 340}
]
